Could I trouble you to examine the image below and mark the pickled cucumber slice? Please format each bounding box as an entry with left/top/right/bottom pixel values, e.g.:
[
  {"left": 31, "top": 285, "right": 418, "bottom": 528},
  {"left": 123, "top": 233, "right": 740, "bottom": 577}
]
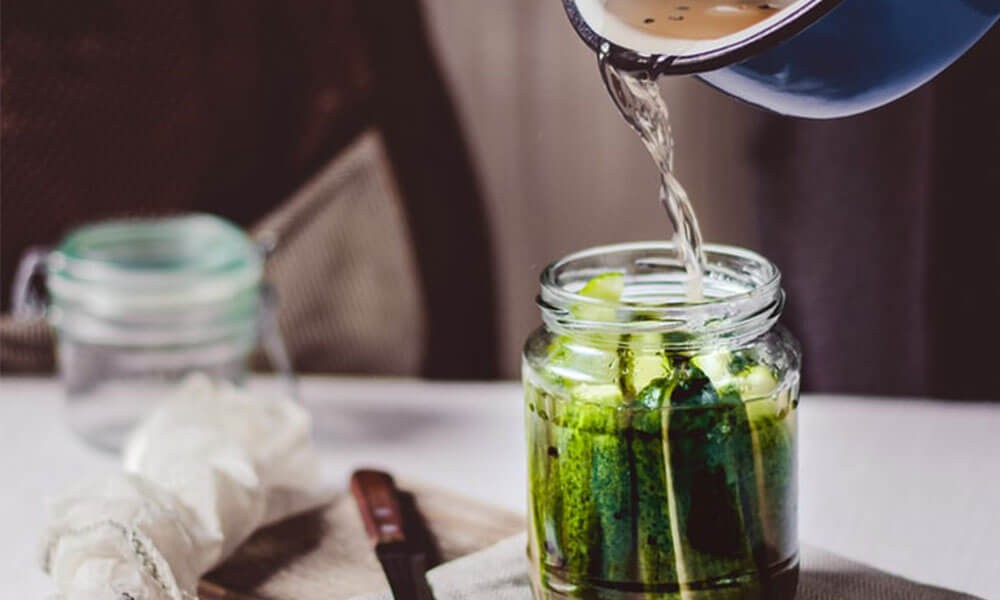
[
  {"left": 690, "top": 350, "right": 743, "bottom": 401},
  {"left": 665, "top": 362, "right": 760, "bottom": 592},
  {"left": 572, "top": 272, "right": 625, "bottom": 322},
  {"left": 590, "top": 411, "right": 634, "bottom": 583},
  {"left": 572, "top": 383, "right": 623, "bottom": 406},
  {"left": 691, "top": 351, "right": 796, "bottom": 573},
  {"left": 552, "top": 384, "right": 621, "bottom": 581},
  {"left": 548, "top": 338, "right": 621, "bottom": 386},
  {"left": 742, "top": 373, "right": 797, "bottom": 566},
  {"left": 526, "top": 383, "right": 564, "bottom": 578},
  {"left": 554, "top": 408, "right": 596, "bottom": 579},
  {"left": 631, "top": 379, "right": 678, "bottom": 587},
  {"left": 548, "top": 274, "right": 630, "bottom": 582},
  {"left": 622, "top": 332, "right": 672, "bottom": 398},
  {"left": 693, "top": 350, "right": 778, "bottom": 402},
  {"left": 742, "top": 365, "right": 780, "bottom": 400},
  {"left": 546, "top": 273, "right": 627, "bottom": 387}
]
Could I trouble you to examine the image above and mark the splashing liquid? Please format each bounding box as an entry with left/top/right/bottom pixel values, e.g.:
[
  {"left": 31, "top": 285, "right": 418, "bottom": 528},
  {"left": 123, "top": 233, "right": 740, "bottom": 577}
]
[{"left": 599, "top": 47, "right": 706, "bottom": 301}]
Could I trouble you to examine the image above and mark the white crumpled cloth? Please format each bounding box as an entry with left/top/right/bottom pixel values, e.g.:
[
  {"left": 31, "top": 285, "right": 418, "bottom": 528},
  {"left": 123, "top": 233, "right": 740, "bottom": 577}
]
[{"left": 40, "top": 376, "right": 328, "bottom": 600}]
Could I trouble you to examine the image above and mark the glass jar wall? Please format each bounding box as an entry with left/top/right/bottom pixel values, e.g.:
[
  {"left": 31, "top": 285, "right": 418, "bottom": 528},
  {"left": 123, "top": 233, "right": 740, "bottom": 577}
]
[
  {"left": 13, "top": 214, "right": 294, "bottom": 451},
  {"left": 523, "top": 242, "right": 801, "bottom": 599}
]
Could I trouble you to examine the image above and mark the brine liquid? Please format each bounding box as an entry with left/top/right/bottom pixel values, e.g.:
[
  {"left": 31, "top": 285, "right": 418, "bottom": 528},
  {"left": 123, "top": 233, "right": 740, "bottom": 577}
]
[
  {"left": 604, "top": 0, "right": 794, "bottom": 40},
  {"left": 599, "top": 51, "right": 705, "bottom": 301},
  {"left": 526, "top": 381, "right": 799, "bottom": 599}
]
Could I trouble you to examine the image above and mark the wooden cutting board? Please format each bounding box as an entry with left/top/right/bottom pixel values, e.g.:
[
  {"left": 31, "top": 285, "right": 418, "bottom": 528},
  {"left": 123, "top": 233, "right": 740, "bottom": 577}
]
[{"left": 199, "top": 483, "right": 525, "bottom": 600}]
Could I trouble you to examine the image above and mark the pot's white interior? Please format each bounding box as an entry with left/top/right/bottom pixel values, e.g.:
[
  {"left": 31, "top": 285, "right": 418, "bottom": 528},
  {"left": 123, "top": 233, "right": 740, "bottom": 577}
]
[{"left": 574, "top": 0, "right": 811, "bottom": 58}]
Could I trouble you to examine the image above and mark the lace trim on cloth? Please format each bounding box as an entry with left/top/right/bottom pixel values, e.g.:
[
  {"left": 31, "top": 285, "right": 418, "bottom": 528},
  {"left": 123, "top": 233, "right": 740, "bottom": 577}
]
[
  {"left": 39, "top": 471, "right": 209, "bottom": 600},
  {"left": 41, "top": 519, "right": 190, "bottom": 600}
]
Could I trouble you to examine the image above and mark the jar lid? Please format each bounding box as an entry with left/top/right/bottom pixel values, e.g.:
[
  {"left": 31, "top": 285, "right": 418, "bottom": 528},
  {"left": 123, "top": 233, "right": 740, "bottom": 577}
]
[{"left": 47, "top": 214, "right": 263, "bottom": 316}]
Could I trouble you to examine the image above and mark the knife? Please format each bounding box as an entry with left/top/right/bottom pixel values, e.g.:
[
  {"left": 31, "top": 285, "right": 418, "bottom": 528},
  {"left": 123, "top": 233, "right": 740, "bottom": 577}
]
[{"left": 350, "top": 470, "right": 437, "bottom": 600}]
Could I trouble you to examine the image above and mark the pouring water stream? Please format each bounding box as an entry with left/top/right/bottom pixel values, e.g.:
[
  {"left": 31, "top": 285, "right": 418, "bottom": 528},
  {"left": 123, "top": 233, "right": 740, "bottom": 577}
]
[{"left": 598, "top": 45, "right": 706, "bottom": 302}]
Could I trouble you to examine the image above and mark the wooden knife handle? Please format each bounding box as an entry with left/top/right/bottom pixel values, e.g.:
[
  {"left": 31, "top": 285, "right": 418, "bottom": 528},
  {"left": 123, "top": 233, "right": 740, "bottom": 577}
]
[{"left": 350, "top": 469, "right": 407, "bottom": 546}]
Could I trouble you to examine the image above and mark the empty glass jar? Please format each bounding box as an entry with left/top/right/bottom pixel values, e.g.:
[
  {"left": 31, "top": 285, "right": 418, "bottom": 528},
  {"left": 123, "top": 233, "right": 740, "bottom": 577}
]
[{"left": 13, "top": 214, "right": 295, "bottom": 451}]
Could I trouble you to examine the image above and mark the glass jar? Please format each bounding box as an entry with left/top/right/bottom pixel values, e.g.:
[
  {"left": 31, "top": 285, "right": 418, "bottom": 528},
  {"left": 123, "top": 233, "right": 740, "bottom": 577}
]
[
  {"left": 12, "top": 214, "right": 296, "bottom": 451},
  {"left": 523, "top": 242, "right": 801, "bottom": 600}
]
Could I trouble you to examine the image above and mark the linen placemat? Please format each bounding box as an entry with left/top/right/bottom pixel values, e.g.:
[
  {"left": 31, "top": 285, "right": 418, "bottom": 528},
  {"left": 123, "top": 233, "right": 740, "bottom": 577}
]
[{"left": 356, "top": 534, "right": 982, "bottom": 600}]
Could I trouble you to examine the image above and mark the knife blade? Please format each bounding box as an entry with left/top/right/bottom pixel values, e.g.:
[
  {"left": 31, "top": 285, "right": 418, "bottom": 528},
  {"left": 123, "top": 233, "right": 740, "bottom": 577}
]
[{"left": 350, "top": 470, "right": 436, "bottom": 600}]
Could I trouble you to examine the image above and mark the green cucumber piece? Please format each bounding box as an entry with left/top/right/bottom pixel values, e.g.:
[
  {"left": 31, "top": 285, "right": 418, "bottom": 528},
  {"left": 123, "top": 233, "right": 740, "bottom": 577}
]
[
  {"left": 741, "top": 365, "right": 779, "bottom": 400},
  {"left": 690, "top": 350, "right": 733, "bottom": 386},
  {"left": 631, "top": 379, "right": 679, "bottom": 587},
  {"left": 549, "top": 339, "right": 620, "bottom": 386},
  {"left": 527, "top": 384, "right": 564, "bottom": 577},
  {"left": 692, "top": 351, "right": 795, "bottom": 575},
  {"left": 557, "top": 404, "right": 598, "bottom": 579},
  {"left": 572, "top": 383, "right": 623, "bottom": 407},
  {"left": 570, "top": 384, "right": 633, "bottom": 581},
  {"left": 693, "top": 350, "right": 778, "bottom": 402},
  {"left": 546, "top": 272, "right": 627, "bottom": 387},
  {"left": 526, "top": 383, "right": 545, "bottom": 565},
  {"left": 572, "top": 272, "right": 625, "bottom": 323},
  {"left": 745, "top": 391, "right": 797, "bottom": 566},
  {"left": 665, "top": 362, "right": 760, "bottom": 589},
  {"left": 632, "top": 353, "right": 670, "bottom": 395},
  {"left": 621, "top": 333, "right": 671, "bottom": 398},
  {"left": 723, "top": 359, "right": 794, "bottom": 566},
  {"left": 591, "top": 415, "right": 634, "bottom": 583},
  {"left": 579, "top": 271, "right": 626, "bottom": 299},
  {"left": 553, "top": 384, "right": 622, "bottom": 580}
]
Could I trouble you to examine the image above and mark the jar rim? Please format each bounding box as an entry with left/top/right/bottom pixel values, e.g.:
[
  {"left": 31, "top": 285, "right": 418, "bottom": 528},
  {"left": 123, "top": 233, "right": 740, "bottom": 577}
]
[
  {"left": 538, "top": 241, "right": 784, "bottom": 348},
  {"left": 46, "top": 213, "right": 263, "bottom": 314}
]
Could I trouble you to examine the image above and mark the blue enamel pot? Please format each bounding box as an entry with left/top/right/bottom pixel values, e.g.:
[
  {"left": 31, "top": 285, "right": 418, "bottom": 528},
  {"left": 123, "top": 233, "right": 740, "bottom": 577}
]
[{"left": 564, "top": 0, "right": 1000, "bottom": 119}]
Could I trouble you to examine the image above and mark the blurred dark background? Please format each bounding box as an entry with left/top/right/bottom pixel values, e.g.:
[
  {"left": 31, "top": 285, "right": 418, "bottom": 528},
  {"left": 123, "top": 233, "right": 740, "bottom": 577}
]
[{"left": 2, "top": 1, "right": 998, "bottom": 399}]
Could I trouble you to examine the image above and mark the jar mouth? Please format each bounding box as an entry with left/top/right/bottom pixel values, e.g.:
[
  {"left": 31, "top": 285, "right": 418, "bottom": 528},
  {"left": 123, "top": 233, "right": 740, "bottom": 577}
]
[
  {"left": 538, "top": 242, "right": 783, "bottom": 348},
  {"left": 47, "top": 214, "right": 263, "bottom": 315}
]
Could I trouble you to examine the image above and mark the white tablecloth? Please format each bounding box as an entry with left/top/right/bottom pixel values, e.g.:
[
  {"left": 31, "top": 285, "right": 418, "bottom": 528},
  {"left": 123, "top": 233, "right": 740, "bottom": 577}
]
[{"left": 1, "top": 377, "right": 997, "bottom": 599}]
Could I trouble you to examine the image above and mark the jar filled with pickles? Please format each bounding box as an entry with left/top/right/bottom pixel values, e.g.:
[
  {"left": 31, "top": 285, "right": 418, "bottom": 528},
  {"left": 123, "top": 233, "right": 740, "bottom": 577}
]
[{"left": 523, "top": 242, "right": 801, "bottom": 599}]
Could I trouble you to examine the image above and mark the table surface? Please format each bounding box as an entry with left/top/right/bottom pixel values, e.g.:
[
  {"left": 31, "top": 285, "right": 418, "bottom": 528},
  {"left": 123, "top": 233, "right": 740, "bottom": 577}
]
[{"left": 1, "top": 377, "right": 998, "bottom": 599}]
